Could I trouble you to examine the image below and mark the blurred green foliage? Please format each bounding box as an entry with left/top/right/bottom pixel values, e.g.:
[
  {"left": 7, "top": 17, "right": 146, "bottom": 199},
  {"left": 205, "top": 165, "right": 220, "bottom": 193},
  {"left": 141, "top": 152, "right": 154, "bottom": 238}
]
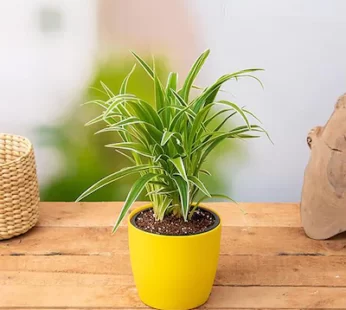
[{"left": 38, "top": 54, "right": 242, "bottom": 201}]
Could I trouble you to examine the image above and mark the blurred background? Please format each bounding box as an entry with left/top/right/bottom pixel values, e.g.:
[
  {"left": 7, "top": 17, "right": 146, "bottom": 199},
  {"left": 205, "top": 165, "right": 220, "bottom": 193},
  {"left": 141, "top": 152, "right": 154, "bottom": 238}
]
[{"left": 1, "top": 0, "right": 346, "bottom": 202}]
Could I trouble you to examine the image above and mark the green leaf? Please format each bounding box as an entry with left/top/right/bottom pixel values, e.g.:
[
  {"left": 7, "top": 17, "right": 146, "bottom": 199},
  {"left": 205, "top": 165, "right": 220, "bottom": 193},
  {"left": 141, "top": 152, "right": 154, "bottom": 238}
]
[
  {"left": 114, "top": 150, "right": 136, "bottom": 164},
  {"left": 217, "top": 100, "right": 250, "bottom": 129},
  {"left": 168, "top": 103, "right": 195, "bottom": 132},
  {"left": 188, "top": 176, "right": 211, "bottom": 197},
  {"left": 100, "top": 81, "right": 115, "bottom": 98},
  {"left": 95, "top": 127, "right": 126, "bottom": 135},
  {"left": 235, "top": 74, "right": 264, "bottom": 89},
  {"left": 82, "top": 99, "right": 108, "bottom": 109},
  {"left": 125, "top": 99, "right": 164, "bottom": 130},
  {"left": 189, "top": 194, "right": 236, "bottom": 219},
  {"left": 233, "top": 134, "right": 261, "bottom": 139},
  {"left": 181, "top": 49, "right": 210, "bottom": 102},
  {"left": 204, "top": 86, "right": 220, "bottom": 105},
  {"left": 192, "top": 68, "right": 264, "bottom": 113},
  {"left": 194, "top": 124, "right": 267, "bottom": 173},
  {"left": 112, "top": 173, "right": 158, "bottom": 233},
  {"left": 200, "top": 169, "right": 212, "bottom": 176},
  {"left": 169, "top": 157, "right": 188, "bottom": 181},
  {"left": 154, "top": 74, "right": 165, "bottom": 111},
  {"left": 156, "top": 197, "right": 173, "bottom": 221},
  {"left": 213, "top": 111, "right": 237, "bottom": 132},
  {"left": 165, "top": 72, "right": 178, "bottom": 97},
  {"left": 192, "top": 132, "right": 229, "bottom": 154},
  {"left": 131, "top": 51, "right": 154, "bottom": 79},
  {"left": 243, "top": 108, "right": 263, "bottom": 124},
  {"left": 158, "top": 105, "right": 196, "bottom": 119},
  {"left": 106, "top": 142, "right": 153, "bottom": 158},
  {"left": 170, "top": 89, "right": 189, "bottom": 107},
  {"left": 117, "top": 103, "right": 162, "bottom": 144},
  {"left": 188, "top": 104, "right": 213, "bottom": 149},
  {"left": 161, "top": 130, "right": 176, "bottom": 146},
  {"left": 172, "top": 175, "right": 190, "bottom": 220},
  {"left": 152, "top": 57, "right": 166, "bottom": 113},
  {"left": 95, "top": 117, "right": 144, "bottom": 134},
  {"left": 87, "top": 86, "right": 108, "bottom": 98},
  {"left": 204, "top": 108, "right": 232, "bottom": 126},
  {"left": 191, "top": 85, "right": 205, "bottom": 91},
  {"left": 76, "top": 165, "right": 155, "bottom": 202},
  {"left": 85, "top": 113, "right": 121, "bottom": 126},
  {"left": 103, "top": 94, "right": 136, "bottom": 118},
  {"left": 252, "top": 125, "right": 273, "bottom": 144},
  {"left": 164, "top": 72, "right": 178, "bottom": 126},
  {"left": 195, "top": 125, "right": 263, "bottom": 154},
  {"left": 110, "top": 116, "right": 143, "bottom": 127},
  {"left": 120, "top": 64, "right": 137, "bottom": 94},
  {"left": 197, "top": 194, "right": 236, "bottom": 205}
]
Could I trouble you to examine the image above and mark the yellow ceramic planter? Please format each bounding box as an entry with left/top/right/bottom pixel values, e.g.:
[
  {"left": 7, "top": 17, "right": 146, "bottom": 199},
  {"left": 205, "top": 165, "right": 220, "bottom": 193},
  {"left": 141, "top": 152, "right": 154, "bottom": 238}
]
[{"left": 128, "top": 204, "right": 221, "bottom": 310}]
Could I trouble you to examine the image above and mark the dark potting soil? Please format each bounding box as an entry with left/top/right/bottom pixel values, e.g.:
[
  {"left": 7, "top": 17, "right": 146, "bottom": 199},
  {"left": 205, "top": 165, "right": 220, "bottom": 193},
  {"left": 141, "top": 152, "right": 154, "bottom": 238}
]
[{"left": 133, "top": 207, "right": 217, "bottom": 236}]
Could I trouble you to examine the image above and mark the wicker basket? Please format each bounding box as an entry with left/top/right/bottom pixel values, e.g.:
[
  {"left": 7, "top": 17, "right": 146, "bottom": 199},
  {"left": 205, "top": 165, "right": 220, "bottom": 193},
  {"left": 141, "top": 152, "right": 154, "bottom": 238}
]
[{"left": 0, "top": 134, "right": 40, "bottom": 240}]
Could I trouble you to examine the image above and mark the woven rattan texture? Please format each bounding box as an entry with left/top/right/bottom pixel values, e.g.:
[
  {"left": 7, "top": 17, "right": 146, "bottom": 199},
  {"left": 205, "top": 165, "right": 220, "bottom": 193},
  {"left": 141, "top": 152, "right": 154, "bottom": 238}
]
[{"left": 0, "top": 134, "right": 39, "bottom": 240}]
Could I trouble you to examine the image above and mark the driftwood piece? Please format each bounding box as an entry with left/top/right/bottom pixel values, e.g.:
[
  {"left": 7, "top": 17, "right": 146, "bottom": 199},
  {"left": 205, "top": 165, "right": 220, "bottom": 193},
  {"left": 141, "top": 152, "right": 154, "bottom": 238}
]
[{"left": 301, "top": 94, "right": 346, "bottom": 240}]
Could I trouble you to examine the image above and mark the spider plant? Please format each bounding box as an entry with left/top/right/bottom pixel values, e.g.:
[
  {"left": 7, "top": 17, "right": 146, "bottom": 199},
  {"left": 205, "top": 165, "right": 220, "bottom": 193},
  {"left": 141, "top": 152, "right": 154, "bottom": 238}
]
[{"left": 77, "top": 49, "right": 267, "bottom": 233}]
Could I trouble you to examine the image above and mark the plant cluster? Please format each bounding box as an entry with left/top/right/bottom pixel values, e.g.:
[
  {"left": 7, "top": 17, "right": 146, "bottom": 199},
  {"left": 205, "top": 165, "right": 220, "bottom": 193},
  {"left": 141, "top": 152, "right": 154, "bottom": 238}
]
[{"left": 77, "top": 50, "right": 267, "bottom": 232}]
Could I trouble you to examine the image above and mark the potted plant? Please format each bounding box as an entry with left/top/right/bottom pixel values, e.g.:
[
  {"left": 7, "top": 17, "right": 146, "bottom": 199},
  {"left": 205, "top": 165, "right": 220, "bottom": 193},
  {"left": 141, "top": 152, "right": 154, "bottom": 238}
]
[{"left": 77, "top": 50, "right": 266, "bottom": 309}]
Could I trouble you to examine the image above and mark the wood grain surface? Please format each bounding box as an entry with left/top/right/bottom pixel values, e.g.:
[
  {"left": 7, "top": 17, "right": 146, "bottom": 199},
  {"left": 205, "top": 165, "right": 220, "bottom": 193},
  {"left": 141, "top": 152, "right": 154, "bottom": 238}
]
[{"left": 1, "top": 202, "right": 346, "bottom": 309}]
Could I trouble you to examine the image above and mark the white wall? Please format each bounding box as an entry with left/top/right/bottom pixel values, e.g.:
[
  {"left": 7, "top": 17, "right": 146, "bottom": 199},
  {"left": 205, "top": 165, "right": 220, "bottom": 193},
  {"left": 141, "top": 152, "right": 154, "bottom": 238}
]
[
  {"left": 2, "top": 0, "right": 346, "bottom": 202},
  {"left": 188, "top": 0, "right": 346, "bottom": 202},
  {"left": 0, "top": 0, "right": 97, "bottom": 181}
]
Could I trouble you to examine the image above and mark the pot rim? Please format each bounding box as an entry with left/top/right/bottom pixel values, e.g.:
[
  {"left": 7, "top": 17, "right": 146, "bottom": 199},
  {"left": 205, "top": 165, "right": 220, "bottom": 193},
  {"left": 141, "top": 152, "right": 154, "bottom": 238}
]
[{"left": 128, "top": 203, "right": 221, "bottom": 238}]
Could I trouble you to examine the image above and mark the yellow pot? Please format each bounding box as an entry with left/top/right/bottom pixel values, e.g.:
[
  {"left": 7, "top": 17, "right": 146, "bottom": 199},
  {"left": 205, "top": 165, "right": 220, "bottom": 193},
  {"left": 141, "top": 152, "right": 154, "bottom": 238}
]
[{"left": 128, "top": 204, "right": 221, "bottom": 310}]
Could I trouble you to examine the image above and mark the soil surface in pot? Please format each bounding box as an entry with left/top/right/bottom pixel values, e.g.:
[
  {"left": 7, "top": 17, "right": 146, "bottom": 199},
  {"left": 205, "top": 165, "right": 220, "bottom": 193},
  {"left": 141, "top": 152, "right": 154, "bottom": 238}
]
[{"left": 134, "top": 207, "right": 216, "bottom": 235}]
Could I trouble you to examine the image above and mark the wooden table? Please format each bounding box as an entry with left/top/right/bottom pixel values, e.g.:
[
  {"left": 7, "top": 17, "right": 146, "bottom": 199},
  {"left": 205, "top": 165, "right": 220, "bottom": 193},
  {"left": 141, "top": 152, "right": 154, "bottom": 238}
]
[{"left": 1, "top": 202, "right": 346, "bottom": 309}]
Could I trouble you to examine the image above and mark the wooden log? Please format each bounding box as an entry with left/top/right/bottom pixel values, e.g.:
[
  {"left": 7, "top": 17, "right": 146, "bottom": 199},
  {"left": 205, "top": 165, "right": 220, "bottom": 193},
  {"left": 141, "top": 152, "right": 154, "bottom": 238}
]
[{"left": 301, "top": 93, "right": 346, "bottom": 239}]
